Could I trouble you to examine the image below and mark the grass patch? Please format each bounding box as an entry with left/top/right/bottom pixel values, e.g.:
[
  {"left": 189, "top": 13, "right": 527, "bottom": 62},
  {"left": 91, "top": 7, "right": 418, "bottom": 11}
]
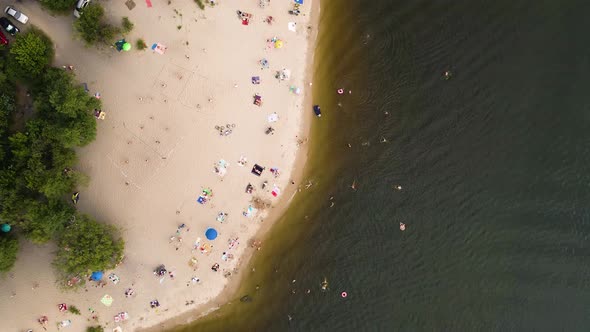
[
  {"left": 136, "top": 38, "right": 147, "bottom": 50},
  {"left": 121, "top": 17, "right": 134, "bottom": 34},
  {"left": 194, "top": 0, "right": 205, "bottom": 10},
  {"left": 68, "top": 305, "right": 81, "bottom": 315}
]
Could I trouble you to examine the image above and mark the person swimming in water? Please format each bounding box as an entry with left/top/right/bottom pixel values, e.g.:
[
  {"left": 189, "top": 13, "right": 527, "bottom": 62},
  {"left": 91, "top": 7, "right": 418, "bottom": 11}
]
[
  {"left": 321, "top": 277, "right": 329, "bottom": 291},
  {"left": 443, "top": 70, "right": 453, "bottom": 80}
]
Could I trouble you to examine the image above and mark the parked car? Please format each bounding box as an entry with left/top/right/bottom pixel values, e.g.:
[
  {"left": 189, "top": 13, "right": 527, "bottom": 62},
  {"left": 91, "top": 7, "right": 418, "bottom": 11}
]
[
  {"left": 0, "top": 17, "right": 19, "bottom": 36},
  {"left": 0, "top": 30, "right": 8, "bottom": 46},
  {"left": 4, "top": 6, "right": 28, "bottom": 24},
  {"left": 74, "top": 0, "right": 91, "bottom": 18}
]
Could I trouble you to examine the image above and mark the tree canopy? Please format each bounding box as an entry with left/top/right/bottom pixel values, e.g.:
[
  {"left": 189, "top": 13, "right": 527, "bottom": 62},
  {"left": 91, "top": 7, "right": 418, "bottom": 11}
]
[
  {"left": 54, "top": 215, "right": 124, "bottom": 278},
  {"left": 40, "top": 0, "right": 78, "bottom": 12},
  {"left": 74, "top": 4, "right": 118, "bottom": 45},
  {"left": 0, "top": 235, "right": 18, "bottom": 273},
  {"left": 0, "top": 26, "right": 124, "bottom": 277},
  {"left": 7, "top": 27, "right": 54, "bottom": 81}
]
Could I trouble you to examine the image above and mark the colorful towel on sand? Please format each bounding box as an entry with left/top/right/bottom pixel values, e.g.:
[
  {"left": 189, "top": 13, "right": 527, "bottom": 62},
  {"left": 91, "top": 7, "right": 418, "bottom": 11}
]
[{"left": 145, "top": 0, "right": 152, "bottom": 7}]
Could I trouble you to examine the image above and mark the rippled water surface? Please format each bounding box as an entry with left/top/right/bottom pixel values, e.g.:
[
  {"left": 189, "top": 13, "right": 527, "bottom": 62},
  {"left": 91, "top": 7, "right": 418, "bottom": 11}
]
[{"left": 175, "top": 0, "right": 590, "bottom": 331}]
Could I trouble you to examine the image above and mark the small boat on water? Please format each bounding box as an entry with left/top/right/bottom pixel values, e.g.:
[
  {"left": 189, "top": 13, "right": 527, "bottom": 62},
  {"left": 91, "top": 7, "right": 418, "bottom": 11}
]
[{"left": 313, "top": 105, "right": 322, "bottom": 117}]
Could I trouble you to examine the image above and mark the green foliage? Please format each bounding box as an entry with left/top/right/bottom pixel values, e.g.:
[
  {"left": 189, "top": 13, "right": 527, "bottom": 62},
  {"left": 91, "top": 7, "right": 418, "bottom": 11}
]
[
  {"left": 73, "top": 4, "right": 119, "bottom": 45},
  {"left": 68, "top": 305, "right": 81, "bottom": 315},
  {"left": 136, "top": 39, "right": 147, "bottom": 50},
  {"left": 22, "top": 199, "right": 74, "bottom": 244},
  {"left": 0, "top": 235, "right": 18, "bottom": 272},
  {"left": 54, "top": 215, "right": 124, "bottom": 279},
  {"left": 121, "top": 17, "right": 134, "bottom": 34},
  {"left": 0, "top": 25, "right": 120, "bottom": 276},
  {"left": 35, "top": 68, "right": 99, "bottom": 147},
  {"left": 7, "top": 27, "right": 54, "bottom": 81},
  {"left": 87, "top": 326, "right": 104, "bottom": 332},
  {"left": 40, "top": 0, "right": 77, "bottom": 12},
  {"left": 0, "top": 92, "right": 15, "bottom": 163},
  {"left": 194, "top": 0, "right": 205, "bottom": 10}
]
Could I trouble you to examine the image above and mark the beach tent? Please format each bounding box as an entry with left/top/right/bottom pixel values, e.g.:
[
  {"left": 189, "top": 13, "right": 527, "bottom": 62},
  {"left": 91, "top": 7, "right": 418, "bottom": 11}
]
[
  {"left": 1, "top": 223, "right": 10, "bottom": 232},
  {"left": 115, "top": 39, "right": 127, "bottom": 52},
  {"left": 91, "top": 271, "right": 104, "bottom": 281},
  {"left": 205, "top": 227, "right": 218, "bottom": 240},
  {"left": 122, "top": 42, "right": 131, "bottom": 51},
  {"left": 274, "top": 40, "right": 284, "bottom": 48}
]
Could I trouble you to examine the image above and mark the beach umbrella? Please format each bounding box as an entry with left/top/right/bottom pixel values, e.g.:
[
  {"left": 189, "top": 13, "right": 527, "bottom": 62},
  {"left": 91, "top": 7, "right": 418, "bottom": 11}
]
[
  {"left": 274, "top": 40, "right": 283, "bottom": 48},
  {"left": 205, "top": 227, "right": 218, "bottom": 240},
  {"left": 294, "top": 0, "right": 303, "bottom": 4},
  {"left": 91, "top": 271, "right": 104, "bottom": 281},
  {"left": 101, "top": 294, "right": 113, "bottom": 307},
  {"left": 1, "top": 223, "right": 10, "bottom": 232},
  {"left": 122, "top": 42, "right": 131, "bottom": 51}
]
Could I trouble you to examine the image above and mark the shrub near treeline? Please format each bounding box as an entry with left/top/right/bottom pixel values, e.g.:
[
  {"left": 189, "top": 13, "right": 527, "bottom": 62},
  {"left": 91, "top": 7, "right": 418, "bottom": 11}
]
[{"left": 0, "top": 27, "right": 124, "bottom": 283}]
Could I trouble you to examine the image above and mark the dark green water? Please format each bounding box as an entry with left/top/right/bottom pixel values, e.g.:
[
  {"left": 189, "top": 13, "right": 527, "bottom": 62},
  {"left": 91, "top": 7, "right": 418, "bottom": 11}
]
[{"left": 175, "top": 0, "right": 590, "bottom": 331}]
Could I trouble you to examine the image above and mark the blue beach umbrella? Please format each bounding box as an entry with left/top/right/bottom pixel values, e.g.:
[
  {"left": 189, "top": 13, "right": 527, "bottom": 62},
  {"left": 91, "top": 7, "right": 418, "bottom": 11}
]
[
  {"left": 205, "top": 228, "right": 218, "bottom": 240},
  {"left": 91, "top": 271, "right": 104, "bottom": 281},
  {"left": 294, "top": 0, "right": 303, "bottom": 4},
  {"left": 1, "top": 224, "right": 10, "bottom": 232}
]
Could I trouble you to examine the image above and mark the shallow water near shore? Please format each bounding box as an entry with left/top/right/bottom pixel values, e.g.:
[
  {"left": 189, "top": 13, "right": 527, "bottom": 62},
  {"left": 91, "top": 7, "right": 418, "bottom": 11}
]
[{"left": 172, "top": 0, "right": 590, "bottom": 331}]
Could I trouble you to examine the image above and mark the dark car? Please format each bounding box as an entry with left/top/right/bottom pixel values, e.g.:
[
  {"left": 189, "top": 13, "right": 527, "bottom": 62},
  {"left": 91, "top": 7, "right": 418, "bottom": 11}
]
[
  {"left": 0, "top": 30, "right": 8, "bottom": 46},
  {"left": 0, "top": 17, "right": 19, "bottom": 36}
]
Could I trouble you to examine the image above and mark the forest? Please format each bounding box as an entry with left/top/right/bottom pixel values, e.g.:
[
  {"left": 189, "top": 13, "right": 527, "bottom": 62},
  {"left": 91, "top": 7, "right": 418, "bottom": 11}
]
[{"left": 0, "top": 26, "right": 124, "bottom": 286}]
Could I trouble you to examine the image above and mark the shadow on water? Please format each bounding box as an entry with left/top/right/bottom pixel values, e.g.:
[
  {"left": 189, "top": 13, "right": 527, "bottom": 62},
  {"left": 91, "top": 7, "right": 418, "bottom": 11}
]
[{"left": 175, "top": 0, "right": 590, "bottom": 331}]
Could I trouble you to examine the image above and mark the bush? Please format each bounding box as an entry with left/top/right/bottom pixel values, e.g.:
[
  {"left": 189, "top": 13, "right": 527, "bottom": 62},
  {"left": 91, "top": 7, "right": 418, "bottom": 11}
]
[
  {"left": 73, "top": 4, "right": 118, "bottom": 45},
  {"left": 54, "top": 215, "right": 124, "bottom": 280},
  {"left": 136, "top": 39, "right": 147, "bottom": 50},
  {"left": 68, "top": 305, "right": 81, "bottom": 315},
  {"left": 0, "top": 235, "right": 18, "bottom": 272},
  {"left": 7, "top": 27, "right": 54, "bottom": 81},
  {"left": 121, "top": 17, "right": 134, "bottom": 34},
  {"left": 40, "top": 0, "right": 77, "bottom": 12},
  {"left": 194, "top": 0, "right": 205, "bottom": 10},
  {"left": 87, "top": 326, "right": 104, "bottom": 332}
]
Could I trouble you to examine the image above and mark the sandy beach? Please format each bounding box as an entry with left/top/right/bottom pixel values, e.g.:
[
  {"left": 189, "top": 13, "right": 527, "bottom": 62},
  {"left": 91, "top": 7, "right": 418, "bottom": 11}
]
[{"left": 0, "top": 0, "right": 317, "bottom": 331}]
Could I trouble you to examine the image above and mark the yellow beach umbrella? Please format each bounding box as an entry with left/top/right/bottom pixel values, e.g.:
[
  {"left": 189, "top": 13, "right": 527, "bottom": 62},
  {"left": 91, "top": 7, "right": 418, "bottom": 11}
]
[
  {"left": 101, "top": 294, "right": 113, "bottom": 307},
  {"left": 274, "top": 40, "right": 283, "bottom": 48}
]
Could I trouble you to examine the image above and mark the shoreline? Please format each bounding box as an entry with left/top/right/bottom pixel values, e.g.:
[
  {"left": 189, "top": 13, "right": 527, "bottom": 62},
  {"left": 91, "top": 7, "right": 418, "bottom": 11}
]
[
  {"left": 139, "top": 0, "right": 321, "bottom": 330},
  {"left": 0, "top": 0, "right": 321, "bottom": 331}
]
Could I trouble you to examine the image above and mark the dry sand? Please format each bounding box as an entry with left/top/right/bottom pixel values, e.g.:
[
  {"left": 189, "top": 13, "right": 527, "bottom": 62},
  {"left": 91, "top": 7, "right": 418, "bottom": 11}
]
[{"left": 0, "top": 0, "right": 318, "bottom": 331}]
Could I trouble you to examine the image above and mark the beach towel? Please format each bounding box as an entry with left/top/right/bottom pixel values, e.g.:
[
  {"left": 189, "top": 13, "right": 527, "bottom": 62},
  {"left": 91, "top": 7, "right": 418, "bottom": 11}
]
[
  {"left": 268, "top": 113, "right": 279, "bottom": 123},
  {"left": 59, "top": 320, "right": 72, "bottom": 327},
  {"left": 151, "top": 43, "right": 167, "bottom": 54},
  {"left": 145, "top": 0, "right": 152, "bottom": 7},
  {"left": 108, "top": 273, "right": 120, "bottom": 284},
  {"left": 272, "top": 185, "right": 281, "bottom": 197}
]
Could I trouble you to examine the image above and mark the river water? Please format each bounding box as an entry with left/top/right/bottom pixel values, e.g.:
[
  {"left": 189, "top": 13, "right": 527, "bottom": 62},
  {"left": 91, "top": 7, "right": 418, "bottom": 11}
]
[{"left": 173, "top": 0, "right": 590, "bottom": 330}]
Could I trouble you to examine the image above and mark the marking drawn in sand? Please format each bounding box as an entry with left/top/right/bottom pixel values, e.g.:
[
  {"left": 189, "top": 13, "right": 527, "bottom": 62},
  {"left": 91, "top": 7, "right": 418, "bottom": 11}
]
[
  {"left": 153, "top": 63, "right": 194, "bottom": 100},
  {"left": 178, "top": 73, "right": 231, "bottom": 110},
  {"left": 104, "top": 124, "right": 173, "bottom": 189}
]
